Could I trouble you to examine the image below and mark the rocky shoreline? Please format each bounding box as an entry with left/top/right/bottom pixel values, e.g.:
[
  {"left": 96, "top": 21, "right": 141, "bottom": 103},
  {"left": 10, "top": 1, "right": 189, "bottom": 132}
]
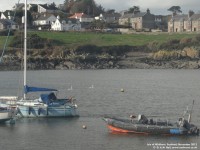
[{"left": 1, "top": 50, "right": 200, "bottom": 71}]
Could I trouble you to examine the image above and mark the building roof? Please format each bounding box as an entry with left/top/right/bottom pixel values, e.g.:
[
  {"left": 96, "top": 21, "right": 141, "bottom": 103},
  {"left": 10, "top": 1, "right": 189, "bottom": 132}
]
[
  {"left": 172, "top": 14, "right": 188, "bottom": 21},
  {"left": 1, "top": 10, "right": 14, "bottom": 18},
  {"left": 191, "top": 14, "right": 200, "bottom": 20},
  {"left": 0, "top": 19, "right": 17, "bottom": 25},
  {"left": 170, "top": 13, "right": 200, "bottom": 22},
  {"left": 35, "top": 14, "right": 55, "bottom": 21},
  {"left": 120, "top": 12, "right": 146, "bottom": 19},
  {"left": 101, "top": 13, "right": 121, "bottom": 18},
  {"left": 38, "top": 4, "right": 58, "bottom": 10},
  {"left": 69, "top": 13, "right": 91, "bottom": 19}
]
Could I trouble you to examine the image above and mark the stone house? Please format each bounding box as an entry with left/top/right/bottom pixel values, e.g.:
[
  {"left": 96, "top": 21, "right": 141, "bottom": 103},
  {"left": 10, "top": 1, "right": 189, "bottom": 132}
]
[
  {"left": 119, "top": 9, "right": 155, "bottom": 31},
  {"left": 168, "top": 11, "right": 200, "bottom": 32},
  {"left": 51, "top": 16, "right": 81, "bottom": 31}
]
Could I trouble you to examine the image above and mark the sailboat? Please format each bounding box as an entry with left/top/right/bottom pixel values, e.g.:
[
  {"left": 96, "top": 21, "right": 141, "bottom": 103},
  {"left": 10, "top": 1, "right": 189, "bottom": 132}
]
[{"left": 16, "top": 0, "right": 78, "bottom": 117}]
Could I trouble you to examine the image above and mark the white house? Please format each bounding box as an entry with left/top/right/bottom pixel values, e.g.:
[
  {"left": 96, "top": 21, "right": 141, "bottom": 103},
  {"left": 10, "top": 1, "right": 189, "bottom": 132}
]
[
  {"left": 51, "top": 16, "right": 81, "bottom": 31},
  {"left": 33, "top": 14, "right": 57, "bottom": 27},
  {"left": 0, "top": 11, "right": 13, "bottom": 20}
]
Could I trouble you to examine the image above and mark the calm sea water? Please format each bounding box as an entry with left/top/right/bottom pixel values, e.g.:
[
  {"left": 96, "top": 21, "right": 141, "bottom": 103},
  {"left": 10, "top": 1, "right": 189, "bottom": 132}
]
[{"left": 0, "top": 69, "right": 199, "bottom": 150}]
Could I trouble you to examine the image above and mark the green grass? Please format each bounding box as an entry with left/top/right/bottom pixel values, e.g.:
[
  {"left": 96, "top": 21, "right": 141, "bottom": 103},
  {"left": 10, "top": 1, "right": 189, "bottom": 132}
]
[
  {"left": 0, "top": 31, "right": 198, "bottom": 49},
  {"left": 31, "top": 31, "right": 199, "bottom": 47}
]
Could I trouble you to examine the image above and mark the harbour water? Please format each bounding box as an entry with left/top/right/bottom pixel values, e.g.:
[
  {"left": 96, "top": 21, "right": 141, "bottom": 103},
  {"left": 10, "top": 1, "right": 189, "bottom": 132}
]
[{"left": 0, "top": 69, "right": 199, "bottom": 150}]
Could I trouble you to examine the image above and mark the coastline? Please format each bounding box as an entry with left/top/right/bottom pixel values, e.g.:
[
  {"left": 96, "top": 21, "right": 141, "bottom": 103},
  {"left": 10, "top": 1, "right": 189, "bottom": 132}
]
[{"left": 1, "top": 51, "right": 200, "bottom": 70}]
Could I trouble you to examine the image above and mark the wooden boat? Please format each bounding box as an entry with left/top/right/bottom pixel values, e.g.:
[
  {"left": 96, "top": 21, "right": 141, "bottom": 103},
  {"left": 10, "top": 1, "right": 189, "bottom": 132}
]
[{"left": 103, "top": 104, "right": 199, "bottom": 136}]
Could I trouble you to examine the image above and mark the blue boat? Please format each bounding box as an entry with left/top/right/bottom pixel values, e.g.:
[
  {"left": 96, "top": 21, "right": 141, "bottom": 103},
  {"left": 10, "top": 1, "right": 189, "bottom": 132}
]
[{"left": 15, "top": 0, "right": 78, "bottom": 118}]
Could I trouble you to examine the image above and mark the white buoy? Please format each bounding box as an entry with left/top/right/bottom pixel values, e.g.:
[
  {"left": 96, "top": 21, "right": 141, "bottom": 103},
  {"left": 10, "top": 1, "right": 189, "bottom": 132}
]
[
  {"left": 89, "top": 85, "right": 94, "bottom": 89},
  {"left": 68, "top": 85, "right": 73, "bottom": 91},
  {"left": 120, "top": 88, "right": 124, "bottom": 92},
  {"left": 82, "top": 125, "right": 87, "bottom": 129}
]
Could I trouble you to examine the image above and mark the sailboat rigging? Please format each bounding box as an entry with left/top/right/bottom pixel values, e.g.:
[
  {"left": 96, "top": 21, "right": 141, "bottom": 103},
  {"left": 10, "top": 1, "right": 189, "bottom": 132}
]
[{"left": 15, "top": 0, "right": 78, "bottom": 117}]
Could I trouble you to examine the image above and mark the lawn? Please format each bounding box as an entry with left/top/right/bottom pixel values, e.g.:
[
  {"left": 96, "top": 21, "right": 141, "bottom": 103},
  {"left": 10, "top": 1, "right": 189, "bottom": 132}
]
[{"left": 0, "top": 31, "right": 198, "bottom": 49}]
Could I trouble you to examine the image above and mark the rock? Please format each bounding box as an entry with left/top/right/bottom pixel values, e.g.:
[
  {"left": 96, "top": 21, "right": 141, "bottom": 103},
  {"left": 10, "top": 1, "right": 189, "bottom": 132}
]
[{"left": 188, "top": 61, "right": 199, "bottom": 69}]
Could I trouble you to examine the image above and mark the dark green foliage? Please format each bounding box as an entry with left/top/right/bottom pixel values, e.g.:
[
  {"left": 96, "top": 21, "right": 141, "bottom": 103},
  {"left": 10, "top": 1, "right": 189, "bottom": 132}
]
[
  {"left": 159, "top": 39, "right": 180, "bottom": 50},
  {"left": 75, "top": 45, "right": 101, "bottom": 54},
  {"left": 9, "top": 32, "right": 63, "bottom": 49},
  {"left": 168, "top": 6, "right": 182, "bottom": 14},
  {"left": 0, "top": 30, "right": 15, "bottom": 36},
  {"left": 64, "top": 0, "right": 104, "bottom": 15}
]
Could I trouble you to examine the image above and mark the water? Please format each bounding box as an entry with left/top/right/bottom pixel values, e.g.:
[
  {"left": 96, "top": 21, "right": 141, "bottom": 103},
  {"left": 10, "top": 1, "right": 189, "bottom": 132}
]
[{"left": 0, "top": 69, "right": 199, "bottom": 150}]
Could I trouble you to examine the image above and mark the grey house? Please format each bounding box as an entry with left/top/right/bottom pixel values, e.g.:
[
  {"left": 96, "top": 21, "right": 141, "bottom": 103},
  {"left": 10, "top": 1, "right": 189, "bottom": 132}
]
[
  {"left": 119, "top": 9, "right": 155, "bottom": 31},
  {"left": 0, "top": 19, "right": 19, "bottom": 30}
]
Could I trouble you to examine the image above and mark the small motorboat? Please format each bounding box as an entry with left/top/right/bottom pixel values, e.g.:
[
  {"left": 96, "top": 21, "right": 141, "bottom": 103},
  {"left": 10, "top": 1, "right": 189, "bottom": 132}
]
[{"left": 103, "top": 104, "right": 199, "bottom": 136}]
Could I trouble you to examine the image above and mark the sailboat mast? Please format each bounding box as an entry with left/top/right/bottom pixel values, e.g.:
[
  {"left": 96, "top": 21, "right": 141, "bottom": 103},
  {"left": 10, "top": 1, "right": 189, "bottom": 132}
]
[{"left": 23, "top": 0, "right": 27, "bottom": 99}]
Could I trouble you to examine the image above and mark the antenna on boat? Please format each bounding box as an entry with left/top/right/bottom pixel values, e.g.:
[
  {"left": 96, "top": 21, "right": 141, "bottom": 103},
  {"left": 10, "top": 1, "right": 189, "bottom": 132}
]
[{"left": 188, "top": 100, "right": 195, "bottom": 123}]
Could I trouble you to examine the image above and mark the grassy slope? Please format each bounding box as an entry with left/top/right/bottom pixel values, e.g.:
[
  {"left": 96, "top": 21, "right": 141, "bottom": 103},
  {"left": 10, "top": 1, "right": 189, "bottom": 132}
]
[{"left": 0, "top": 31, "right": 198, "bottom": 49}]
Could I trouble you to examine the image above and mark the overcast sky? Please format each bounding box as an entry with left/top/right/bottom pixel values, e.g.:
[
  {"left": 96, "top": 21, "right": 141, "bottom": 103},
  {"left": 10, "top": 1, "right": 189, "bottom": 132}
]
[{"left": 0, "top": 0, "right": 199, "bottom": 15}]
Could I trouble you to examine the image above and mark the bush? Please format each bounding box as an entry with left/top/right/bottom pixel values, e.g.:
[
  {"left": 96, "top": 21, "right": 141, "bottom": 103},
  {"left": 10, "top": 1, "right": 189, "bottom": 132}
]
[
  {"left": 0, "top": 30, "right": 15, "bottom": 36},
  {"left": 9, "top": 33, "right": 61, "bottom": 49}
]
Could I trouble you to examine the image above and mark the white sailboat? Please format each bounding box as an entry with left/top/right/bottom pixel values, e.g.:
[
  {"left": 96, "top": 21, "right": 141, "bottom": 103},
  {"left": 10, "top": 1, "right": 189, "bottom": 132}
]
[{"left": 15, "top": 0, "right": 78, "bottom": 117}]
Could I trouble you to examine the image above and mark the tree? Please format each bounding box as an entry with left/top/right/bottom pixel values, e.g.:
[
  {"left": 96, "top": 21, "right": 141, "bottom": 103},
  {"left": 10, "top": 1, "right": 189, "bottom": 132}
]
[
  {"left": 168, "top": 6, "right": 182, "bottom": 15},
  {"left": 63, "top": 0, "right": 104, "bottom": 16},
  {"left": 106, "top": 9, "right": 115, "bottom": 14},
  {"left": 128, "top": 6, "right": 140, "bottom": 14}
]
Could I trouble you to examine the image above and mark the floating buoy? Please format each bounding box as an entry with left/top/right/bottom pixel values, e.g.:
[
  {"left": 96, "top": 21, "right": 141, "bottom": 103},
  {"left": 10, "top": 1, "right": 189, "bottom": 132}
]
[
  {"left": 120, "top": 88, "right": 124, "bottom": 92},
  {"left": 82, "top": 125, "right": 87, "bottom": 129}
]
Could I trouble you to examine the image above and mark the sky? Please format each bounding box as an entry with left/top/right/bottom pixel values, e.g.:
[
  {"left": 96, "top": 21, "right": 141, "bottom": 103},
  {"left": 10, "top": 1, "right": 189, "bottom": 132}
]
[{"left": 0, "top": 0, "right": 199, "bottom": 15}]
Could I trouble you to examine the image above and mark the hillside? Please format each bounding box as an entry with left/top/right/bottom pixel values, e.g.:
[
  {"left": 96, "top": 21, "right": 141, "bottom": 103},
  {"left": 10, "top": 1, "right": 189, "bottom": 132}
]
[{"left": 1, "top": 31, "right": 200, "bottom": 70}]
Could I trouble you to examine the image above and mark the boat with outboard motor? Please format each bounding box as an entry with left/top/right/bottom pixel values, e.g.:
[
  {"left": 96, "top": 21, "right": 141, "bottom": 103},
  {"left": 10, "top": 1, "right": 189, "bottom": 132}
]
[{"left": 103, "top": 103, "right": 199, "bottom": 136}]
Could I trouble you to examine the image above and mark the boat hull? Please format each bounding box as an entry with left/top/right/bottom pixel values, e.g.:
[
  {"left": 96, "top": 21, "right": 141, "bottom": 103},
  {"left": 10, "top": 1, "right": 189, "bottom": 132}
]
[
  {"left": 0, "top": 110, "right": 12, "bottom": 123},
  {"left": 17, "top": 105, "right": 78, "bottom": 117},
  {"left": 104, "top": 117, "right": 199, "bottom": 136}
]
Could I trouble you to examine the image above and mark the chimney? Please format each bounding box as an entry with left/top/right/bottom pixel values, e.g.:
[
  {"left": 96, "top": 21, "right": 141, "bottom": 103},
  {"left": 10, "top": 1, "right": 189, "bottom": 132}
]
[
  {"left": 188, "top": 10, "right": 194, "bottom": 18},
  {"left": 147, "top": 8, "right": 150, "bottom": 14}
]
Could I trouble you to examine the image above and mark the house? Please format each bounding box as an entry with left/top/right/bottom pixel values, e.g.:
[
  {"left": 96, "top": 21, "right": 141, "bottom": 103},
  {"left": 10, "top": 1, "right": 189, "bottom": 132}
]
[
  {"left": 119, "top": 9, "right": 155, "bottom": 31},
  {"left": 37, "top": 4, "right": 59, "bottom": 13},
  {"left": 12, "top": 3, "right": 24, "bottom": 10},
  {"left": 69, "top": 13, "right": 94, "bottom": 23},
  {"left": 0, "top": 19, "right": 19, "bottom": 30},
  {"left": 95, "top": 13, "right": 121, "bottom": 23},
  {"left": 33, "top": 14, "right": 57, "bottom": 30},
  {"left": 168, "top": 11, "right": 200, "bottom": 32},
  {"left": 154, "top": 15, "right": 168, "bottom": 31},
  {"left": 51, "top": 16, "right": 81, "bottom": 31},
  {"left": 0, "top": 11, "right": 14, "bottom": 20}
]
